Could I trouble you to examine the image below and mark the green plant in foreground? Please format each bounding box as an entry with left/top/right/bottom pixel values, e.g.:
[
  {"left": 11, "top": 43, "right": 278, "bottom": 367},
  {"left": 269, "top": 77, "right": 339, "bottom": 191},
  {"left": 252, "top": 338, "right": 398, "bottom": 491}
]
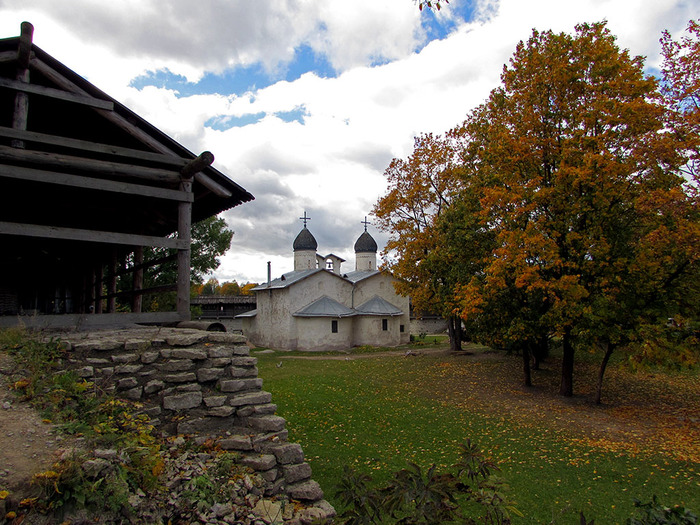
[
  {"left": 627, "top": 496, "right": 698, "bottom": 525},
  {"left": 334, "top": 439, "right": 519, "bottom": 524}
]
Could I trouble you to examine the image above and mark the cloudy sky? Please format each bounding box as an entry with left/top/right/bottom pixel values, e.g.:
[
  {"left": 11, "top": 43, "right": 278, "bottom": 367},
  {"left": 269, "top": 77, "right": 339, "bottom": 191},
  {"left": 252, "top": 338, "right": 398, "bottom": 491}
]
[{"left": 1, "top": 0, "right": 696, "bottom": 284}]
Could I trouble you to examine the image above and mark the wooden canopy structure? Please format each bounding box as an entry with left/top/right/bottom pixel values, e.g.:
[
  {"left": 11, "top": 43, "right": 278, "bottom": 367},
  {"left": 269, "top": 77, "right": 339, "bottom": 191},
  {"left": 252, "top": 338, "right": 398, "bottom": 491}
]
[{"left": 0, "top": 22, "right": 254, "bottom": 329}]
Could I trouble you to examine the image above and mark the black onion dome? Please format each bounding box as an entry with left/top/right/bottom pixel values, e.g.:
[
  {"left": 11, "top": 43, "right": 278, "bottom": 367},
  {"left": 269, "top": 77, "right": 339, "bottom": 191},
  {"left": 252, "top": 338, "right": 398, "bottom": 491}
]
[
  {"left": 293, "top": 227, "right": 318, "bottom": 251},
  {"left": 354, "top": 231, "right": 377, "bottom": 253}
]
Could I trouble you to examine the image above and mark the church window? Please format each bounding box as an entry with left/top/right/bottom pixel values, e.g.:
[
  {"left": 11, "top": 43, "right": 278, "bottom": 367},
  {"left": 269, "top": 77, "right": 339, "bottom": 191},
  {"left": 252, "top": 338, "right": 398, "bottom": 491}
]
[
  {"left": 331, "top": 320, "right": 338, "bottom": 333},
  {"left": 382, "top": 319, "right": 388, "bottom": 331},
  {"left": 400, "top": 325, "right": 405, "bottom": 333}
]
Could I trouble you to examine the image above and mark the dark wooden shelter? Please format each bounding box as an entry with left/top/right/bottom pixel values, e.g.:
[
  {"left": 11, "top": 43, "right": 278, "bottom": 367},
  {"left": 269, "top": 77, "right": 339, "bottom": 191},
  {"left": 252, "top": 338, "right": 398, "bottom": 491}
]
[{"left": 0, "top": 23, "right": 254, "bottom": 329}]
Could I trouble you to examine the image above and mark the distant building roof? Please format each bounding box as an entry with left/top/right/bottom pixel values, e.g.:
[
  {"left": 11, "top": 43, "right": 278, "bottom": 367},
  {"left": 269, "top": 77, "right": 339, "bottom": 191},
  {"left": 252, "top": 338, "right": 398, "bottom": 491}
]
[
  {"left": 235, "top": 309, "right": 257, "bottom": 318},
  {"left": 343, "top": 270, "right": 381, "bottom": 283},
  {"left": 293, "top": 227, "right": 318, "bottom": 251},
  {"left": 354, "top": 231, "right": 378, "bottom": 253},
  {"left": 293, "top": 296, "right": 356, "bottom": 318},
  {"left": 251, "top": 269, "right": 321, "bottom": 291},
  {"left": 355, "top": 295, "right": 403, "bottom": 316}
]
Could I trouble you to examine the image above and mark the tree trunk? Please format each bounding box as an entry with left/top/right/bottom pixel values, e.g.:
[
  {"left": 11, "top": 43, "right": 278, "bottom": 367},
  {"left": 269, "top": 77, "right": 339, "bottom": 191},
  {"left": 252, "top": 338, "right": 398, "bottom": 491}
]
[
  {"left": 454, "top": 316, "right": 463, "bottom": 352},
  {"left": 595, "top": 342, "right": 615, "bottom": 405},
  {"left": 559, "top": 327, "right": 575, "bottom": 397},
  {"left": 448, "top": 315, "right": 463, "bottom": 352},
  {"left": 522, "top": 344, "right": 532, "bottom": 387},
  {"left": 532, "top": 335, "right": 549, "bottom": 370}
]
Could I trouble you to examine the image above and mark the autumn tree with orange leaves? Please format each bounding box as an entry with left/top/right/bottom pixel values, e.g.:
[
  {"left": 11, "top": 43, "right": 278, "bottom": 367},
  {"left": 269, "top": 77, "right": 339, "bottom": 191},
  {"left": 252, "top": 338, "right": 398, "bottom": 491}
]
[
  {"left": 454, "top": 22, "right": 698, "bottom": 399},
  {"left": 373, "top": 132, "right": 469, "bottom": 351},
  {"left": 376, "top": 21, "right": 699, "bottom": 401}
]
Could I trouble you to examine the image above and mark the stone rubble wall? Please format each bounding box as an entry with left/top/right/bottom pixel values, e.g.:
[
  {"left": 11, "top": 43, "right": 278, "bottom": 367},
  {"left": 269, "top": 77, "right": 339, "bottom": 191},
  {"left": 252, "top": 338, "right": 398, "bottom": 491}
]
[{"left": 55, "top": 327, "right": 334, "bottom": 520}]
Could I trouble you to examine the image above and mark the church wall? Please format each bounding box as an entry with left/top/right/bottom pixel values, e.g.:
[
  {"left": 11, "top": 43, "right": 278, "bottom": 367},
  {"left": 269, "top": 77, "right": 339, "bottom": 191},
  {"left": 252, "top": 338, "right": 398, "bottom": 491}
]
[
  {"left": 288, "top": 272, "right": 352, "bottom": 312},
  {"left": 248, "top": 271, "right": 353, "bottom": 351},
  {"left": 353, "top": 273, "right": 411, "bottom": 345},
  {"left": 295, "top": 316, "right": 354, "bottom": 351},
  {"left": 246, "top": 288, "right": 298, "bottom": 350},
  {"left": 353, "top": 315, "right": 404, "bottom": 347}
]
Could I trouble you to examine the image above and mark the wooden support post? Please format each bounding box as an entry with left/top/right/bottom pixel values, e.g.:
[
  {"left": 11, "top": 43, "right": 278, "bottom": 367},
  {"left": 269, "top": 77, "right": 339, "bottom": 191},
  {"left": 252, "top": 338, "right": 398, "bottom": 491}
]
[
  {"left": 108, "top": 250, "right": 118, "bottom": 313},
  {"left": 89, "top": 267, "right": 96, "bottom": 313},
  {"left": 11, "top": 22, "right": 33, "bottom": 149},
  {"left": 132, "top": 247, "right": 143, "bottom": 313},
  {"left": 95, "top": 263, "right": 103, "bottom": 314},
  {"left": 177, "top": 178, "right": 193, "bottom": 319}
]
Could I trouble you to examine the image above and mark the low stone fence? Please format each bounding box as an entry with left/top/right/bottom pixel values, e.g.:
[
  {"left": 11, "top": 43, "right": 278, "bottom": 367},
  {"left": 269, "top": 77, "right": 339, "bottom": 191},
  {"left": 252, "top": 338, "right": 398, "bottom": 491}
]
[{"left": 54, "top": 327, "right": 334, "bottom": 521}]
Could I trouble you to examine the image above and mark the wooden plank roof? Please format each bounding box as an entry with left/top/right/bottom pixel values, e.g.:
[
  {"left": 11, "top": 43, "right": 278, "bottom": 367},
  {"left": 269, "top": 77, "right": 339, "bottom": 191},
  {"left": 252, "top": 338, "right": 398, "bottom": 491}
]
[{"left": 0, "top": 25, "right": 253, "bottom": 240}]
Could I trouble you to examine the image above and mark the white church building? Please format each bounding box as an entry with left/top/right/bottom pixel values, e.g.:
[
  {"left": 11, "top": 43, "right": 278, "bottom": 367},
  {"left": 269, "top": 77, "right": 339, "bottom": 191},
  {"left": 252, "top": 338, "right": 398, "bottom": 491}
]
[{"left": 238, "top": 218, "right": 410, "bottom": 351}]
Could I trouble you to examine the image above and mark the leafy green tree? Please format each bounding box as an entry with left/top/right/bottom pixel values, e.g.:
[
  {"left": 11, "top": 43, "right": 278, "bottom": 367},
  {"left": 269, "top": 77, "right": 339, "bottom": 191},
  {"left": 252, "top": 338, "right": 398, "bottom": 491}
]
[{"left": 119, "top": 215, "right": 234, "bottom": 312}]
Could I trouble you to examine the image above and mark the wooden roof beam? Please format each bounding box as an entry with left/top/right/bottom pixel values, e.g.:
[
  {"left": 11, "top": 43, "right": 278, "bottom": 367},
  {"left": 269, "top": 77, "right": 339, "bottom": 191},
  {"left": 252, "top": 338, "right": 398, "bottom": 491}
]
[
  {"left": 0, "top": 221, "right": 188, "bottom": 249},
  {"left": 0, "top": 144, "right": 182, "bottom": 184},
  {"left": 30, "top": 58, "right": 233, "bottom": 198},
  {"left": 17, "top": 22, "right": 33, "bottom": 69}
]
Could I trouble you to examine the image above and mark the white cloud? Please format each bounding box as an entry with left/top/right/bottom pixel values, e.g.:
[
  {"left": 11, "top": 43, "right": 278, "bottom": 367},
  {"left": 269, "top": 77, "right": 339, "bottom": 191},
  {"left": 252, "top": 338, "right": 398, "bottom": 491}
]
[{"left": 1, "top": 0, "right": 695, "bottom": 283}]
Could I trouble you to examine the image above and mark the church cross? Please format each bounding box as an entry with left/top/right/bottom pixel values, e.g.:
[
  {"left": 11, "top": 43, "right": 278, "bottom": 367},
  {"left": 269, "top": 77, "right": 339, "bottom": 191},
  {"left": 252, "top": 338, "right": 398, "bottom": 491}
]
[
  {"left": 361, "top": 216, "right": 371, "bottom": 232},
  {"left": 299, "top": 211, "right": 311, "bottom": 227}
]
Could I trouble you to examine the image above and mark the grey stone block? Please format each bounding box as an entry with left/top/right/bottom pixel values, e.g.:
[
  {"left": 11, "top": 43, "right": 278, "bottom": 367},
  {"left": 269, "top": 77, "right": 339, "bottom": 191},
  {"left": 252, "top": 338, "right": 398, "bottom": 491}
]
[
  {"left": 270, "top": 443, "right": 304, "bottom": 465},
  {"left": 219, "top": 436, "right": 253, "bottom": 451},
  {"left": 115, "top": 364, "right": 143, "bottom": 374},
  {"left": 203, "top": 395, "right": 227, "bottom": 407},
  {"left": 165, "top": 333, "right": 207, "bottom": 347},
  {"left": 230, "top": 366, "right": 258, "bottom": 378},
  {"left": 123, "top": 386, "right": 143, "bottom": 400},
  {"left": 164, "top": 372, "right": 197, "bottom": 383},
  {"left": 208, "top": 357, "right": 232, "bottom": 367},
  {"left": 156, "top": 359, "right": 194, "bottom": 372},
  {"left": 240, "top": 454, "right": 277, "bottom": 471},
  {"left": 144, "top": 380, "right": 165, "bottom": 394},
  {"left": 76, "top": 366, "right": 94, "bottom": 378},
  {"left": 125, "top": 339, "right": 151, "bottom": 352},
  {"left": 282, "top": 463, "right": 312, "bottom": 484},
  {"left": 231, "top": 356, "right": 257, "bottom": 366},
  {"left": 208, "top": 406, "right": 236, "bottom": 417},
  {"left": 207, "top": 346, "right": 234, "bottom": 358},
  {"left": 197, "top": 367, "right": 225, "bottom": 382},
  {"left": 116, "top": 377, "right": 139, "bottom": 390},
  {"left": 112, "top": 353, "right": 138, "bottom": 363},
  {"left": 233, "top": 345, "right": 251, "bottom": 356},
  {"left": 171, "top": 348, "right": 208, "bottom": 360},
  {"left": 236, "top": 403, "right": 277, "bottom": 417},
  {"left": 230, "top": 391, "right": 272, "bottom": 407},
  {"left": 163, "top": 391, "right": 202, "bottom": 410},
  {"left": 286, "top": 480, "right": 324, "bottom": 502},
  {"left": 140, "top": 351, "right": 159, "bottom": 364},
  {"left": 248, "top": 415, "right": 286, "bottom": 433},
  {"left": 206, "top": 333, "right": 247, "bottom": 344}
]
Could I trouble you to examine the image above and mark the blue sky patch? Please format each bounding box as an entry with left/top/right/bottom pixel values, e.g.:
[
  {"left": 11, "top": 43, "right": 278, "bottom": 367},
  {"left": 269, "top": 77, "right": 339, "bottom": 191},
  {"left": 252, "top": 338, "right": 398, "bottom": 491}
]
[
  {"left": 205, "top": 112, "right": 265, "bottom": 131},
  {"left": 275, "top": 107, "right": 308, "bottom": 125}
]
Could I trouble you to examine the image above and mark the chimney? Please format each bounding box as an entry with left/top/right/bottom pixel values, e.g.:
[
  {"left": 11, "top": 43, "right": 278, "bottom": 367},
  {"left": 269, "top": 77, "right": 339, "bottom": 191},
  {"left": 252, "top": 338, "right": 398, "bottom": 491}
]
[{"left": 267, "top": 261, "right": 271, "bottom": 286}]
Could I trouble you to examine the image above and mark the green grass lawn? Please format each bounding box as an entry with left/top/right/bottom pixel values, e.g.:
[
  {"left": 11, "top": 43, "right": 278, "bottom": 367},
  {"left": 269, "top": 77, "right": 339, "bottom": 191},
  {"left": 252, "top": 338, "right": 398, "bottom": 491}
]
[{"left": 255, "top": 346, "right": 699, "bottom": 524}]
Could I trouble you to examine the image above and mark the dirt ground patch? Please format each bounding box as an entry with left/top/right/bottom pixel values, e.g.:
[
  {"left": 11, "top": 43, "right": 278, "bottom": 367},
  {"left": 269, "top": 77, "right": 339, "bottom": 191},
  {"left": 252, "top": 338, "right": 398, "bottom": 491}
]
[{"left": 0, "top": 353, "right": 67, "bottom": 495}]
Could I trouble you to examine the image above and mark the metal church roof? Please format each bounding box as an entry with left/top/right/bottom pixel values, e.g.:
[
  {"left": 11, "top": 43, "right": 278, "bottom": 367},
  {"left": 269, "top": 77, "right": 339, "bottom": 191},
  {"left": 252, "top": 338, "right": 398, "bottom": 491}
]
[
  {"left": 293, "top": 226, "right": 318, "bottom": 251},
  {"left": 354, "top": 231, "right": 378, "bottom": 253},
  {"left": 355, "top": 295, "right": 403, "bottom": 316},
  {"left": 293, "top": 296, "right": 356, "bottom": 318}
]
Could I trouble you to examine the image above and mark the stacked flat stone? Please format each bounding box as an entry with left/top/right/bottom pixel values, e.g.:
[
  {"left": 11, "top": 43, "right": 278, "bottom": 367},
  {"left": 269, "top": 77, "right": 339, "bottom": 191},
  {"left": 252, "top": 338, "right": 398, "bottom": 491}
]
[{"left": 56, "top": 327, "right": 329, "bottom": 511}]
